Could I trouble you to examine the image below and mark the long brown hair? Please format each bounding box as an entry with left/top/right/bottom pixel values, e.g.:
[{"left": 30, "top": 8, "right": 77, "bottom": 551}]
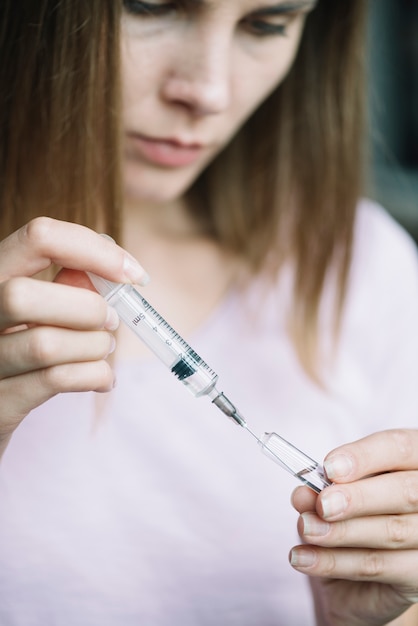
[
  {"left": 0, "top": 0, "right": 122, "bottom": 239},
  {"left": 0, "top": 0, "right": 366, "bottom": 376}
]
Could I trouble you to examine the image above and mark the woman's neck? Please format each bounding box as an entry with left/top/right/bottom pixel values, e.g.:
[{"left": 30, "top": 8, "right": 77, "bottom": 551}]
[
  {"left": 115, "top": 198, "right": 243, "bottom": 360},
  {"left": 123, "top": 196, "right": 203, "bottom": 242}
]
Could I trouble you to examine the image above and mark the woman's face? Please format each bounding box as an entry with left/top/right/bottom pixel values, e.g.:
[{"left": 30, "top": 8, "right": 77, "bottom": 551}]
[{"left": 121, "top": 0, "right": 316, "bottom": 204}]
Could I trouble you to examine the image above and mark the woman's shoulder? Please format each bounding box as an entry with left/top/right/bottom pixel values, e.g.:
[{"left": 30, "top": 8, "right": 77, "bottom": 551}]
[
  {"left": 353, "top": 198, "right": 418, "bottom": 277},
  {"left": 350, "top": 198, "right": 418, "bottom": 302}
]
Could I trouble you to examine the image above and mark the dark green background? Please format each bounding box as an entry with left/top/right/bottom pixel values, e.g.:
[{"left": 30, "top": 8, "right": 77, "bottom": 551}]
[{"left": 367, "top": 0, "right": 418, "bottom": 241}]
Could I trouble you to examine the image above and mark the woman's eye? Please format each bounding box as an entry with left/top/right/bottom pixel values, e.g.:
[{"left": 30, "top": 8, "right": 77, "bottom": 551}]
[
  {"left": 245, "top": 19, "right": 288, "bottom": 37},
  {"left": 123, "top": 0, "right": 176, "bottom": 17}
]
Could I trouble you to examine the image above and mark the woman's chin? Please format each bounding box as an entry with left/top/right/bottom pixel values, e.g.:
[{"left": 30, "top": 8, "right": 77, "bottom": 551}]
[{"left": 122, "top": 165, "right": 199, "bottom": 206}]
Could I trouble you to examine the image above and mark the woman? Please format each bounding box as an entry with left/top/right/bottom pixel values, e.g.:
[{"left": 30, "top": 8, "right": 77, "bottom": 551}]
[{"left": 0, "top": 1, "right": 418, "bottom": 624}]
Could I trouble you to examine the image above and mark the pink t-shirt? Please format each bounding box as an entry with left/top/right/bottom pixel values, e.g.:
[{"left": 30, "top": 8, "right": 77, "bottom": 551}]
[{"left": 1, "top": 200, "right": 417, "bottom": 625}]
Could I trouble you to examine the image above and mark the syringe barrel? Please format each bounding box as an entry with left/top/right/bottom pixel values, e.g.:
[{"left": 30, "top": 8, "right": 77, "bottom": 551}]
[{"left": 88, "top": 275, "right": 218, "bottom": 398}]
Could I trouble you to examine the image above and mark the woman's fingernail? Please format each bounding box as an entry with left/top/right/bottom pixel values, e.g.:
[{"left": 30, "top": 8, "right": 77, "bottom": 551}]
[
  {"left": 106, "top": 335, "right": 116, "bottom": 357},
  {"left": 290, "top": 548, "right": 317, "bottom": 568},
  {"left": 105, "top": 306, "right": 119, "bottom": 331},
  {"left": 301, "top": 512, "right": 330, "bottom": 537},
  {"left": 321, "top": 490, "right": 348, "bottom": 519},
  {"left": 324, "top": 454, "right": 353, "bottom": 480},
  {"left": 123, "top": 254, "right": 150, "bottom": 286}
]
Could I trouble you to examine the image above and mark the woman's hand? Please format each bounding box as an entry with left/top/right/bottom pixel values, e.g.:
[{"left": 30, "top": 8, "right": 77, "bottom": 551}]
[
  {"left": 290, "top": 429, "right": 418, "bottom": 626},
  {"left": 0, "top": 217, "right": 147, "bottom": 457}
]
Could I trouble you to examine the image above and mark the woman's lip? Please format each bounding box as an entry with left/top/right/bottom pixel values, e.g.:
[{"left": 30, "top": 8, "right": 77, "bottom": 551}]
[{"left": 125, "top": 133, "right": 205, "bottom": 168}]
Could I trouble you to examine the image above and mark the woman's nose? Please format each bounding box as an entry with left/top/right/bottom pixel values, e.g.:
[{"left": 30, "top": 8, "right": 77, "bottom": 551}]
[{"left": 160, "top": 32, "right": 232, "bottom": 117}]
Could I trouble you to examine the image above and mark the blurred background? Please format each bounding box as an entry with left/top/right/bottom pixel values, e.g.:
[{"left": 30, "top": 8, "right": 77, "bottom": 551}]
[{"left": 367, "top": 0, "right": 418, "bottom": 242}]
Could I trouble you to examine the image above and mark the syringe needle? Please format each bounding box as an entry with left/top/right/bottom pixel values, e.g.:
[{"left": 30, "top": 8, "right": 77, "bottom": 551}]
[{"left": 242, "top": 424, "right": 262, "bottom": 444}]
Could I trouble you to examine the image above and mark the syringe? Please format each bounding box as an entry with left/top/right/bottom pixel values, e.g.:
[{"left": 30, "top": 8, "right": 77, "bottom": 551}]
[
  {"left": 88, "top": 274, "right": 247, "bottom": 426},
  {"left": 88, "top": 274, "right": 331, "bottom": 493}
]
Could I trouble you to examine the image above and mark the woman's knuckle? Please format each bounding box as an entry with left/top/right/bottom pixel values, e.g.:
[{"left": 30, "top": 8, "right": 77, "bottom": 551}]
[
  {"left": 403, "top": 474, "right": 418, "bottom": 511},
  {"left": 321, "top": 551, "right": 338, "bottom": 577},
  {"left": 351, "top": 484, "right": 365, "bottom": 512},
  {"left": 391, "top": 429, "right": 414, "bottom": 461},
  {"left": 0, "top": 277, "right": 29, "bottom": 320},
  {"left": 332, "top": 520, "right": 348, "bottom": 544},
  {"left": 40, "top": 361, "right": 113, "bottom": 394},
  {"left": 39, "top": 365, "right": 64, "bottom": 393},
  {"left": 386, "top": 515, "right": 409, "bottom": 546},
  {"left": 20, "top": 217, "right": 55, "bottom": 249},
  {"left": 359, "top": 550, "right": 384, "bottom": 578},
  {"left": 28, "top": 328, "right": 58, "bottom": 365}
]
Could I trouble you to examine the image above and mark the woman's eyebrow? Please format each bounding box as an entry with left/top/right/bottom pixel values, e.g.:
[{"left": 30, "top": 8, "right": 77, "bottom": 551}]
[
  {"left": 183, "top": 0, "right": 317, "bottom": 8},
  {"left": 178, "top": 0, "right": 318, "bottom": 13},
  {"left": 253, "top": 1, "right": 318, "bottom": 16}
]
